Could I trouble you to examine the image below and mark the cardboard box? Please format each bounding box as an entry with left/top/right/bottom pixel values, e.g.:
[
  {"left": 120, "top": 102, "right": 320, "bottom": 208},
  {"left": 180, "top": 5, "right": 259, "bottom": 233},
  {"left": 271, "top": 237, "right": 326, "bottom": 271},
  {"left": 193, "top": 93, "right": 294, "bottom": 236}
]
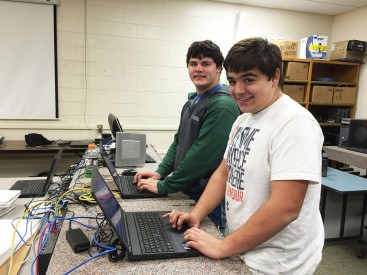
[
  {"left": 283, "top": 62, "right": 309, "bottom": 80},
  {"left": 333, "top": 87, "right": 357, "bottom": 104},
  {"left": 311, "top": 86, "right": 333, "bottom": 103},
  {"left": 300, "top": 35, "right": 328, "bottom": 59},
  {"left": 272, "top": 40, "right": 298, "bottom": 58},
  {"left": 330, "top": 40, "right": 365, "bottom": 62},
  {"left": 283, "top": 85, "right": 305, "bottom": 102}
]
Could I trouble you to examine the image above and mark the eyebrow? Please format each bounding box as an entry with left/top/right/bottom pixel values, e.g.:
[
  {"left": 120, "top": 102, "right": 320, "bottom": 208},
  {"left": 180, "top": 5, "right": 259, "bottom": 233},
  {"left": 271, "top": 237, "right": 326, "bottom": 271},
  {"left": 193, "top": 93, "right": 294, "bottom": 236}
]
[
  {"left": 240, "top": 72, "right": 257, "bottom": 78},
  {"left": 189, "top": 57, "right": 213, "bottom": 62},
  {"left": 227, "top": 72, "right": 257, "bottom": 79}
]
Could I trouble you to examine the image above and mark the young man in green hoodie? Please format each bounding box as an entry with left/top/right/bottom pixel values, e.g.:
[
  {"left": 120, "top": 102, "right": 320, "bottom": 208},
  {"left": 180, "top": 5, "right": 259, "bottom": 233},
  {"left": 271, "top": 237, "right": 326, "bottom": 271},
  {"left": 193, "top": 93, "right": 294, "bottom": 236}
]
[{"left": 134, "top": 40, "right": 240, "bottom": 232}]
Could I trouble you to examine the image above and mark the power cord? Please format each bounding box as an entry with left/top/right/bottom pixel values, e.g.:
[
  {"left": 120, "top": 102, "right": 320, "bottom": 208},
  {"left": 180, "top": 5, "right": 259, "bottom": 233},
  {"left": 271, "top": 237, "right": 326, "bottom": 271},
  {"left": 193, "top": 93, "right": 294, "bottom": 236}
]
[
  {"left": 108, "top": 239, "right": 126, "bottom": 262},
  {"left": 89, "top": 214, "right": 113, "bottom": 257}
]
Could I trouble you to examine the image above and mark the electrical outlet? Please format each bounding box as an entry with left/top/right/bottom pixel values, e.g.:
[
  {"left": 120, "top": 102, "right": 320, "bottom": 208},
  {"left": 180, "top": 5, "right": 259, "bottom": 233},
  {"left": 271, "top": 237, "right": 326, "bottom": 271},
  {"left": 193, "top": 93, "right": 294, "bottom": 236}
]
[{"left": 97, "top": 124, "right": 103, "bottom": 134}]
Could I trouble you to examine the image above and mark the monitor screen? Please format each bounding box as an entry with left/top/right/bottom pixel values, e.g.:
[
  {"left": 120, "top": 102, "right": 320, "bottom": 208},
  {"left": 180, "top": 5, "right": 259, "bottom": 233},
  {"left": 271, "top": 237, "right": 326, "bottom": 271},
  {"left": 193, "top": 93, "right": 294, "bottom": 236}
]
[
  {"left": 115, "top": 132, "right": 146, "bottom": 167},
  {"left": 91, "top": 167, "right": 128, "bottom": 247},
  {"left": 108, "top": 113, "right": 123, "bottom": 139}
]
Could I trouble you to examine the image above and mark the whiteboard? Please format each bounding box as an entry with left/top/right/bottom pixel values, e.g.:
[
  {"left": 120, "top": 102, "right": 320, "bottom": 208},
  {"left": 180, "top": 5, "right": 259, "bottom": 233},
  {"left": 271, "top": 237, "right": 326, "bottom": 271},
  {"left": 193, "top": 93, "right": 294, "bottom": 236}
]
[{"left": 0, "top": 1, "right": 57, "bottom": 119}]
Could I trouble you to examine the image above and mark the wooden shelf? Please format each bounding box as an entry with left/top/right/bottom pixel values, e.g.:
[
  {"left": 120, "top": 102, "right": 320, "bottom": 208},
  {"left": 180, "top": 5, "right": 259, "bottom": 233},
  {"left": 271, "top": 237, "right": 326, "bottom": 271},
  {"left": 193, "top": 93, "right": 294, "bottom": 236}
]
[
  {"left": 282, "top": 58, "right": 362, "bottom": 145},
  {"left": 308, "top": 102, "right": 355, "bottom": 107},
  {"left": 282, "top": 58, "right": 360, "bottom": 66},
  {"left": 319, "top": 123, "right": 341, "bottom": 127},
  {"left": 310, "top": 81, "right": 358, "bottom": 86},
  {"left": 284, "top": 80, "right": 309, "bottom": 84}
]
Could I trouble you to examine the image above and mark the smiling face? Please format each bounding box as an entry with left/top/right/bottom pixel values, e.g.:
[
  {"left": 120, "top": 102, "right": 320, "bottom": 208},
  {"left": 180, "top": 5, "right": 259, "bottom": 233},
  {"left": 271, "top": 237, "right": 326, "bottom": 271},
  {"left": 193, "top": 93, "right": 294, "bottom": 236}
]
[
  {"left": 227, "top": 68, "right": 282, "bottom": 114},
  {"left": 188, "top": 57, "right": 222, "bottom": 94},
  {"left": 223, "top": 38, "right": 284, "bottom": 114}
]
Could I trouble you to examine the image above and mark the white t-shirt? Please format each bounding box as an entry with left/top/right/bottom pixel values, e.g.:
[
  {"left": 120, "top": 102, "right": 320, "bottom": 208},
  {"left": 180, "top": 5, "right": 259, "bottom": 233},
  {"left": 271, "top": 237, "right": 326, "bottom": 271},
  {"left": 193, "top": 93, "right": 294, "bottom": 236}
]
[{"left": 224, "top": 95, "right": 324, "bottom": 274}]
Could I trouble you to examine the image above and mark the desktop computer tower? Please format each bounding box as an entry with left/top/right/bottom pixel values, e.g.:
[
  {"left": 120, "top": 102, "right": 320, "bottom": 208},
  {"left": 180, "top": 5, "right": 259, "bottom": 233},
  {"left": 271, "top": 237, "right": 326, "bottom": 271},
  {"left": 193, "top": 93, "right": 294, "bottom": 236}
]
[{"left": 338, "top": 118, "right": 367, "bottom": 153}]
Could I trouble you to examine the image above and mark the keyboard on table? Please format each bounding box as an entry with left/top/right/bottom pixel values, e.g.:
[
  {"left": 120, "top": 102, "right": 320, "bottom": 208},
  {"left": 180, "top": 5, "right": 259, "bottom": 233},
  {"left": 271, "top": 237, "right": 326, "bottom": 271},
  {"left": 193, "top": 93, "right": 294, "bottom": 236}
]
[{"left": 134, "top": 212, "right": 174, "bottom": 254}]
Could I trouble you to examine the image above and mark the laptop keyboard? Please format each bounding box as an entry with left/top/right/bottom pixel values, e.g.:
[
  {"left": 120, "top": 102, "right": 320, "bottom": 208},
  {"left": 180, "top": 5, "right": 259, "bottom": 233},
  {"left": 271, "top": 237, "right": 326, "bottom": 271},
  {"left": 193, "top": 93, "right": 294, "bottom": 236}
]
[
  {"left": 125, "top": 176, "right": 149, "bottom": 194},
  {"left": 11, "top": 179, "right": 46, "bottom": 194},
  {"left": 125, "top": 176, "right": 139, "bottom": 193},
  {"left": 134, "top": 212, "right": 174, "bottom": 254},
  {"left": 23, "top": 180, "right": 45, "bottom": 193}
]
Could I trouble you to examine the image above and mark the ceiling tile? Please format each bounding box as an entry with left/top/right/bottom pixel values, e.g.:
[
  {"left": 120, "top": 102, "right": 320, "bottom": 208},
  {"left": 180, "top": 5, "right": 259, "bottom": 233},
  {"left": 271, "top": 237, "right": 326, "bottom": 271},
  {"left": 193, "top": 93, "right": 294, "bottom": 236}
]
[{"left": 209, "top": 0, "right": 367, "bottom": 15}]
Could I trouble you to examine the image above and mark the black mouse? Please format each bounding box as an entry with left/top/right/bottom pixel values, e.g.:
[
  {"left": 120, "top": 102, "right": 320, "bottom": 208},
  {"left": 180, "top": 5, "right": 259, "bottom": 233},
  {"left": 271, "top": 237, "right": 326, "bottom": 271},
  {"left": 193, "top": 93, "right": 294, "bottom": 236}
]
[{"left": 121, "top": 169, "right": 137, "bottom": 176}]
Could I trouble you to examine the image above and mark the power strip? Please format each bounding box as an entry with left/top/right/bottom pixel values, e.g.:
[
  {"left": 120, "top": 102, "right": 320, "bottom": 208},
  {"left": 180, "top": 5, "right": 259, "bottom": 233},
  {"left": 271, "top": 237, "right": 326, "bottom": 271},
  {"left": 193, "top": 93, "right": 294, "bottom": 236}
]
[{"left": 38, "top": 209, "right": 66, "bottom": 275}]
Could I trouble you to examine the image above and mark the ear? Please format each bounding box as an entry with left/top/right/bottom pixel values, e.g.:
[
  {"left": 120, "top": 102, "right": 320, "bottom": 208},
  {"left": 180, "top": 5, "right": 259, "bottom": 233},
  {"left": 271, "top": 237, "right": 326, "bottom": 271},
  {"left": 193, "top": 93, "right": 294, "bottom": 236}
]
[
  {"left": 217, "top": 66, "right": 222, "bottom": 74},
  {"left": 272, "top": 68, "right": 281, "bottom": 87}
]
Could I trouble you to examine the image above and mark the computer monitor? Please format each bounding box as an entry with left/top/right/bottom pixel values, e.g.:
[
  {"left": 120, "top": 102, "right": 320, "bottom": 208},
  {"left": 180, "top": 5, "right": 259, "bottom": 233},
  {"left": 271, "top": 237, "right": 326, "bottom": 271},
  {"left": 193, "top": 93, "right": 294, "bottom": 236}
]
[
  {"left": 339, "top": 118, "right": 367, "bottom": 153},
  {"left": 115, "top": 132, "right": 146, "bottom": 167},
  {"left": 108, "top": 113, "right": 123, "bottom": 139}
]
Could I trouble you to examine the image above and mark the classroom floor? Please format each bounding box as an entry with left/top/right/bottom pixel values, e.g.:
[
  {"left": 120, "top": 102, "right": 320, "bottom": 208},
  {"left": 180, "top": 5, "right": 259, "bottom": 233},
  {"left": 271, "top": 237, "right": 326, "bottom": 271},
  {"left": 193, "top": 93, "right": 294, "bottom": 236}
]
[{"left": 315, "top": 225, "right": 367, "bottom": 275}]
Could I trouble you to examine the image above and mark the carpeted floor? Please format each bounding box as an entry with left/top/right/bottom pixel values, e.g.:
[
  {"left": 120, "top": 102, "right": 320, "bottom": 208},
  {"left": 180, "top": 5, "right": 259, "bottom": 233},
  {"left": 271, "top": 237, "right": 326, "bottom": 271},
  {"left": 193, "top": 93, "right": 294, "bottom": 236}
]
[{"left": 314, "top": 239, "right": 367, "bottom": 275}]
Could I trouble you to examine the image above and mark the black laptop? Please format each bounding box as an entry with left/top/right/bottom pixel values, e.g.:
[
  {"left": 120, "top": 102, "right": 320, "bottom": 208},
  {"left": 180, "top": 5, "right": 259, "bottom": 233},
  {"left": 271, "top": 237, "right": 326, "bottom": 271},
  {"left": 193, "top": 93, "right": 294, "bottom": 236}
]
[
  {"left": 91, "top": 167, "right": 200, "bottom": 260},
  {"left": 10, "top": 148, "right": 63, "bottom": 198},
  {"left": 145, "top": 153, "right": 157, "bottom": 163},
  {"left": 100, "top": 146, "right": 167, "bottom": 199}
]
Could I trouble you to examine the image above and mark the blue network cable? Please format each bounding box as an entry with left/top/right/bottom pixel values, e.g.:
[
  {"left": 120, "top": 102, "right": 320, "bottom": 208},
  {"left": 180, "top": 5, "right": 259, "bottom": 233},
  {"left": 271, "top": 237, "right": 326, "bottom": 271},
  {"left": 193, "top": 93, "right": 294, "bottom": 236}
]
[
  {"left": 63, "top": 230, "right": 117, "bottom": 275},
  {"left": 31, "top": 223, "right": 53, "bottom": 275}
]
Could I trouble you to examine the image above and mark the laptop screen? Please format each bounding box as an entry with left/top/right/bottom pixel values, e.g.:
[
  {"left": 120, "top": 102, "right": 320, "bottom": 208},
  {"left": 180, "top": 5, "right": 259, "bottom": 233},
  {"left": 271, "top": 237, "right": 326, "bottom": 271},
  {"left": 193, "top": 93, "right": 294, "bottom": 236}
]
[
  {"left": 100, "top": 147, "right": 120, "bottom": 185},
  {"left": 108, "top": 113, "right": 123, "bottom": 139},
  {"left": 91, "top": 167, "right": 129, "bottom": 247},
  {"left": 43, "top": 147, "right": 63, "bottom": 191}
]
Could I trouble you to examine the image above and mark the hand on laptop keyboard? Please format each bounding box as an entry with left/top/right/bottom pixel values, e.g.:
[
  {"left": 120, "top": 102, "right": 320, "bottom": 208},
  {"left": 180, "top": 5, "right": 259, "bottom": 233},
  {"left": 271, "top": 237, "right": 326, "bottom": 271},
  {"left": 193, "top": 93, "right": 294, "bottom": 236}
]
[
  {"left": 136, "top": 178, "right": 159, "bottom": 194},
  {"left": 162, "top": 210, "right": 201, "bottom": 231}
]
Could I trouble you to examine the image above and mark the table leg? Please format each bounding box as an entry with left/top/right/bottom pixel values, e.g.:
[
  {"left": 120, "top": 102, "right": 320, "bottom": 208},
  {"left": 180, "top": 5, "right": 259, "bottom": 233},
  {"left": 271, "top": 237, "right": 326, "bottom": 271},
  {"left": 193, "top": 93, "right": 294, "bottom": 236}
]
[
  {"left": 340, "top": 194, "right": 348, "bottom": 238},
  {"left": 360, "top": 194, "right": 367, "bottom": 237},
  {"left": 320, "top": 187, "right": 327, "bottom": 221}
]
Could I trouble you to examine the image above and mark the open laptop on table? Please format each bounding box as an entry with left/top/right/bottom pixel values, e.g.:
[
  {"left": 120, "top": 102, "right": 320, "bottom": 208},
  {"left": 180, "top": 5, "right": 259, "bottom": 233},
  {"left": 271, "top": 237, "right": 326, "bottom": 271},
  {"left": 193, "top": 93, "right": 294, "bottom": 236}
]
[
  {"left": 91, "top": 167, "right": 200, "bottom": 260},
  {"left": 100, "top": 146, "right": 167, "bottom": 199},
  {"left": 9, "top": 148, "right": 63, "bottom": 198},
  {"left": 144, "top": 152, "right": 156, "bottom": 163}
]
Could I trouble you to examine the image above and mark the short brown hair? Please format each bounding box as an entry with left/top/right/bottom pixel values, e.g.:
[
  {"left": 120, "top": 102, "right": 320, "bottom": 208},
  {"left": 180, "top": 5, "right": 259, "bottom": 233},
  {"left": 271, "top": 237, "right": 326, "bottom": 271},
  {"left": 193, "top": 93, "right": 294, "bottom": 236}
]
[
  {"left": 186, "top": 40, "right": 224, "bottom": 69},
  {"left": 224, "top": 37, "right": 283, "bottom": 85}
]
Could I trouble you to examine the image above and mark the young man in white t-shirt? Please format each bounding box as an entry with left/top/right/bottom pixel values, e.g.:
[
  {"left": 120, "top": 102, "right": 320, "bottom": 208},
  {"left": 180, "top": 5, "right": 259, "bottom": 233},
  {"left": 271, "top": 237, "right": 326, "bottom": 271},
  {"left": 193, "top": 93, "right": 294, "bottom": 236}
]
[{"left": 164, "top": 37, "right": 325, "bottom": 274}]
